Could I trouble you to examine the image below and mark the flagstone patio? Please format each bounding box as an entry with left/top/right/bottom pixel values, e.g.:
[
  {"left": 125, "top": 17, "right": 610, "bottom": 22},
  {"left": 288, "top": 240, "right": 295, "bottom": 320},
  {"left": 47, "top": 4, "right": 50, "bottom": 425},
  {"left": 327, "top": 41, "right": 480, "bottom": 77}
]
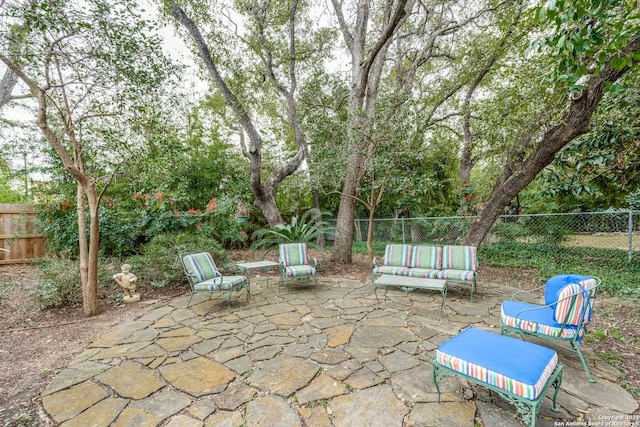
[{"left": 41, "top": 276, "right": 638, "bottom": 426}]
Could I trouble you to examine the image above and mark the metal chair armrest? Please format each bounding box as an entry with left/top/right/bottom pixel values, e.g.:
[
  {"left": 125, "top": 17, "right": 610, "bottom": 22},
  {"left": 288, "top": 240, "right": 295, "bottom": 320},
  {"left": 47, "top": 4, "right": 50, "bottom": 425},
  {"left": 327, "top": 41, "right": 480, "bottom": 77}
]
[{"left": 511, "top": 283, "right": 546, "bottom": 301}]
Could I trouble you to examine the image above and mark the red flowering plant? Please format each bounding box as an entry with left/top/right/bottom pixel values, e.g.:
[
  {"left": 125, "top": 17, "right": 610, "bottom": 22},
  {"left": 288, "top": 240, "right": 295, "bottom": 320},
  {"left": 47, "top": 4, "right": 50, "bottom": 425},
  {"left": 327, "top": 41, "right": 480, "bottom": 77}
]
[
  {"left": 133, "top": 191, "right": 247, "bottom": 248},
  {"left": 458, "top": 181, "right": 477, "bottom": 215}
]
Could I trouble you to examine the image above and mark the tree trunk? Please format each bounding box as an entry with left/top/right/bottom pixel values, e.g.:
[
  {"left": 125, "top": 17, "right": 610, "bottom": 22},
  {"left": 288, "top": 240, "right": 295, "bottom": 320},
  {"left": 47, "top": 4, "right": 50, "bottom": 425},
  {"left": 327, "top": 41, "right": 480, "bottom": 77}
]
[
  {"left": 0, "top": 68, "right": 19, "bottom": 109},
  {"left": 1, "top": 55, "right": 104, "bottom": 317},
  {"left": 331, "top": 151, "right": 363, "bottom": 263},
  {"left": 329, "top": 0, "right": 411, "bottom": 263},
  {"left": 465, "top": 36, "right": 640, "bottom": 246},
  {"left": 76, "top": 184, "right": 89, "bottom": 293},
  {"left": 84, "top": 190, "right": 101, "bottom": 316},
  {"left": 170, "top": 3, "right": 307, "bottom": 227}
]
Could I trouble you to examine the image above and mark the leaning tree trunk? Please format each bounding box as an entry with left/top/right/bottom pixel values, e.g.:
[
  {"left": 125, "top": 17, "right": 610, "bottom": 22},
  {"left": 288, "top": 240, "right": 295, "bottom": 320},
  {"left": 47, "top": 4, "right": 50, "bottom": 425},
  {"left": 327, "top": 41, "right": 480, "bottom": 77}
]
[
  {"left": 171, "top": 3, "right": 308, "bottom": 227},
  {"left": 465, "top": 36, "right": 640, "bottom": 247}
]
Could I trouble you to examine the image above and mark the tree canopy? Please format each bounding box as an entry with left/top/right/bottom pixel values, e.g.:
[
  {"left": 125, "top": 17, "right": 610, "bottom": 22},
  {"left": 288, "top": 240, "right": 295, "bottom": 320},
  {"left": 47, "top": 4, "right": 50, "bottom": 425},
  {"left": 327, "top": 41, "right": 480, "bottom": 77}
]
[{"left": 1, "top": 0, "right": 639, "bottom": 270}]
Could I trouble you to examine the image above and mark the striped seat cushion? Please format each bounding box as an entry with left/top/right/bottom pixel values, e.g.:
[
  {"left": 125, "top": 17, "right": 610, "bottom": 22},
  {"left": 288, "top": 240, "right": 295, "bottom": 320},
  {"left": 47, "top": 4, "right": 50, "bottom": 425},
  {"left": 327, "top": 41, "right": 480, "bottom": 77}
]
[
  {"left": 545, "top": 276, "right": 598, "bottom": 325},
  {"left": 436, "top": 328, "right": 558, "bottom": 400},
  {"left": 373, "top": 265, "right": 410, "bottom": 276},
  {"left": 501, "top": 301, "right": 580, "bottom": 339},
  {"left": 555, "top": 283, "right": 589, "bottom": 325},
  {"left": 410, "top": 245, "right": 442, "bottom": 269},
  {"left": 193, "top": 275, "right": 246, "bottom": 291},
  {"left": 544, "top": 274, "right": 592, "bottom": 306},
  {"left": 382, "top": 244, "right": 413, "bottom": 267},
  {"left": 405, "top": 268, "right": 440, "bottom": 279},
  {"left": 283, "top": 265, "right": 316, "bottom": 278},
  {"left": 436, "top": 269, "right": 475, "bottom": 281}
]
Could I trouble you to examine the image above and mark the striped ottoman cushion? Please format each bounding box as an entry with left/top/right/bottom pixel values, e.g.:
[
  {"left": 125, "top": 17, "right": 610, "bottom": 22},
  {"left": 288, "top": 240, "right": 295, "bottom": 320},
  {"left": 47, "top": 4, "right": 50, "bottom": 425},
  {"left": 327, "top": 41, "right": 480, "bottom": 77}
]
[{"left": 435, "top": 328, "right": 558, "bottom": 400}]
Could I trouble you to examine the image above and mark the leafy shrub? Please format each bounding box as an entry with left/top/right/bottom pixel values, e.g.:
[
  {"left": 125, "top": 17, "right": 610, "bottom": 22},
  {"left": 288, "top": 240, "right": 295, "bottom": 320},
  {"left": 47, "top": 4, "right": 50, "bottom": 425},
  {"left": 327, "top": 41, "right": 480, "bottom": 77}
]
[
  {"left": 36, "top": 191, "right": 248, "bottom": 259},
  {"left": 127, "top": 231, "right": 227, "bottom": 287},
  {"left": 31, "top": 257, "right": 111, "bottom": 309},
  {"left": 36, "top": 201, "right": 80, "bottom": 258}
]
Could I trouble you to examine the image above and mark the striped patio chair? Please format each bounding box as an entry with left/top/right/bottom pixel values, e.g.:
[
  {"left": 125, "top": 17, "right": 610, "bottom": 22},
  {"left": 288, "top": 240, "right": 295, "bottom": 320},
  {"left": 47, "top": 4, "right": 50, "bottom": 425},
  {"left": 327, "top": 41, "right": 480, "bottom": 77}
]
[
  {"left": 500, "top": 274, "right": 601, "bottom": 382},
  {"left": 180, "top": 252, "right": 249, "bottom": 312},
  {"left": 278, "top": 243, "right": 318, "bottom": 292}
]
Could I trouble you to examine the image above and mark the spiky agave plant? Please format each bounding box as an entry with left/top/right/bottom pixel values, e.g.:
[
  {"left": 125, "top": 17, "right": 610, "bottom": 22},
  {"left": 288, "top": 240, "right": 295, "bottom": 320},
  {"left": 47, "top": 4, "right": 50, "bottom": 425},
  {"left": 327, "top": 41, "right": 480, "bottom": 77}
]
[{"left": 250, "top": 209, "right": 335, "bottom": 255}]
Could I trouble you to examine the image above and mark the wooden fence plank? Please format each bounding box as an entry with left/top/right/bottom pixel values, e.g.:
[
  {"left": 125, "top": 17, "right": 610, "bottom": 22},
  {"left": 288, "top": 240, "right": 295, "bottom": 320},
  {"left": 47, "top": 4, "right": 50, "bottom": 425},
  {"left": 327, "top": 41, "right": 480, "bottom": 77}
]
[{"left": 0, "top": 204, "right": 46, "bottom": 264}]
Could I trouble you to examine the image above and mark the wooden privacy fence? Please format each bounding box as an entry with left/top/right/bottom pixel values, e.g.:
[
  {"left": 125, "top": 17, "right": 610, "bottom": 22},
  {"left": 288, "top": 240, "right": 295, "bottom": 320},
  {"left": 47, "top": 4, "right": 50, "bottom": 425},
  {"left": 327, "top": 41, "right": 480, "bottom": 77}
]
[{"left": 0, "top": 204, "right": 46, "bottom": 264}]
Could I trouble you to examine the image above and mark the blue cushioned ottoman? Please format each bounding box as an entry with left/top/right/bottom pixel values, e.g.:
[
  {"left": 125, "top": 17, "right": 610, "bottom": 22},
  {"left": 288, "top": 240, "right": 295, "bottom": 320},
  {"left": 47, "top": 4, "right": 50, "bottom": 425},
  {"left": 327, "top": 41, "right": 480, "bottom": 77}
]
[{"left": 432, "top": 328, "right": 563, "bottom": 427}]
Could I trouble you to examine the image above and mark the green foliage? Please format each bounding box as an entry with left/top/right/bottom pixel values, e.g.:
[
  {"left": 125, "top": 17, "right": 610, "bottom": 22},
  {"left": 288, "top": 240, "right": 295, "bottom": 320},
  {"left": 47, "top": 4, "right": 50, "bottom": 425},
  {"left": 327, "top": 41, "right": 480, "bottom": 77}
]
[
  {"left": 36, "top": 200, "right": 80, "bottom": 257},
  {"left": 352, "top": 240, "right": 388, "bottom": 257},
  {"left": 30, "top": 257, "right": 110, "bottom": 309},
  {"left": 479, "top": 242, "right": 640, "bottom": 297},
  {"left": 490, "top": 221, "right": 529, "bottom": 243},
  {"left": 126, "top": 231, "right": 228, "bottom": 287},
  {"left": 36, "top": 186, "right": 249, "bottom": 258},
  {"left": 627, "top": 189, "right": 640, "bottom": 210},
  {"left": 532, "top": 0, "right": 640, "bottom": 92},
  {"left": 491, "top": 215, "right": 570, "bottom": 245},
  {"left": 537, "top": 72, "right": 640, "bottom": 211},
  {"left": 251, "top": 209, "right": 335, "bottom": 254},
  {"left": 0, "top": 172, "right": 28, "bottom": 203}
]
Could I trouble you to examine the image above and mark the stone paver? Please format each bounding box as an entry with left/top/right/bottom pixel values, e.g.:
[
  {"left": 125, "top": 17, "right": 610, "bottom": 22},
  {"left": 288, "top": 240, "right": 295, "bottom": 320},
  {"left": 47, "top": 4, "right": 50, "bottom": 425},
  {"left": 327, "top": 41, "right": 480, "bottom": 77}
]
[{"left": 41, "top": 277, "right": 639, "bottom": 426}]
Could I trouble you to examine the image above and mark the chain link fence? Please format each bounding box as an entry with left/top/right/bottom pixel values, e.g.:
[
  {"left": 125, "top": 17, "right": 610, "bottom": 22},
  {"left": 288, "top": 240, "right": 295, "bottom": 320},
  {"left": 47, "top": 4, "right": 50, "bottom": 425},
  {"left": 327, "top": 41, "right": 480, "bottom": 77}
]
[{"left": 353, "top": 211, "right": 640, "bottom": 264}]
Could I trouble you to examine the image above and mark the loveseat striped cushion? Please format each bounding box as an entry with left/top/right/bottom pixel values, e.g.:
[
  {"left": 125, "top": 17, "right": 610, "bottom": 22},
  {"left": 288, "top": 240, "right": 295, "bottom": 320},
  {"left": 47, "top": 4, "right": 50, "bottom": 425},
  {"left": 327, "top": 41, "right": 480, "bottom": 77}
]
[
  {"left": 372, "top": 265, "right": 410, "bottom": 276},
  {"left": 410, "top": 245, "right": 442, "bottom": 269},
  {"left": 441, "top": 245, "right": 477, "bottom": 271},
  {"left": 382, "top": 244, "right": 413, "bottom": 267},
  {"left": 436, "top": 328, "right": 558, "bottom": 400}
]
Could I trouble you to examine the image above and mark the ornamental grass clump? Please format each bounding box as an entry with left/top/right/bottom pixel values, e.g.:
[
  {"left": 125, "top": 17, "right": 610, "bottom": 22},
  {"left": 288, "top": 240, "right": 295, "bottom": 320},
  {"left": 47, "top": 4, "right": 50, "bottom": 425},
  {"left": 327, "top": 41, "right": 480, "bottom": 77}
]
[{"left": 250, "top": 209, "right": 335, "bottom": 255}]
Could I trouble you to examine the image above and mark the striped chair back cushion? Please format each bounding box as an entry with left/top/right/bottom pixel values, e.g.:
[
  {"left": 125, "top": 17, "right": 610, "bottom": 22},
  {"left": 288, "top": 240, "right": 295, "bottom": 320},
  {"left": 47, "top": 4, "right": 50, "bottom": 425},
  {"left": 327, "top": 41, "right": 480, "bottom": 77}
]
[
  {"left": 410, "top": 245, "right": 442, "bottom": 269},
  {"left": 544, "top": 274, "right": 591, "bottom": 306},
  {"left": 554, "top": 278, "right": 598, "bottom": 325},
  {"left": 441, "top": 245, "right": 477, "bottom": 271},
  {"left": 183, "top": 252, "right": 219, "bottom": 282},
  {"left": 383, "top": 244, "right": 412, "bottom": 267},
  {"left": 280, "top": 243, "right": 309, "bottom": 266}
]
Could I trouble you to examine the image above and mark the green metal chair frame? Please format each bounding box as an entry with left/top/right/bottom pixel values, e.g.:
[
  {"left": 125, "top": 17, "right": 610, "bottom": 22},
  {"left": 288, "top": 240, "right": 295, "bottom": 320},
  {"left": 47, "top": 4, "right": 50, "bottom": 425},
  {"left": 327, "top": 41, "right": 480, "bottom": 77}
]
[
  {"left": 278, "top": 243, "right": 318, "bottom": 292},
  {"left": 180, "top": 252, "right": 249, "bottom": 312},
  {"left": 500, "top": 275, "right": 601, "bottom": 382}
]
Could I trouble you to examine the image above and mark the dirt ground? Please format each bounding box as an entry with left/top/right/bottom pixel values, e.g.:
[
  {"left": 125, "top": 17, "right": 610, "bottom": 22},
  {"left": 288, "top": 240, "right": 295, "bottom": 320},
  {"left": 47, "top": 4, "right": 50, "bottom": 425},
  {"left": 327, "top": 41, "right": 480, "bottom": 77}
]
[{"left": 0, "top": 253, "right": 638, "bottom": 426}]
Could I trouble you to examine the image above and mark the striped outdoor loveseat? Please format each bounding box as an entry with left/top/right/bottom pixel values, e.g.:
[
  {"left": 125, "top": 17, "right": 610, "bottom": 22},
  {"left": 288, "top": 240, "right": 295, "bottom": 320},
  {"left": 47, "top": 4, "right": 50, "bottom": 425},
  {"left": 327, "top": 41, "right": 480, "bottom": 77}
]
[{"left": 372, "top": 244, "right": 478, "bottom": 300}]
